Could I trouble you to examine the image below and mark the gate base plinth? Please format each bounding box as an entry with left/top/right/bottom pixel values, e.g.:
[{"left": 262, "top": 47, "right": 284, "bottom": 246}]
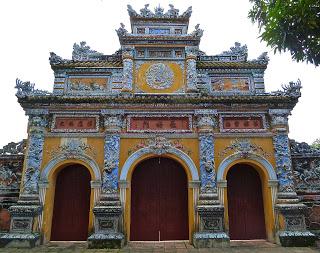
[
  {"left": 193, "top": 232, "right": 230, "bottom": 248},
  {"left": 0, "top": 233, "right": 40, "bottom": 248},
  {"left": 275, "top": 201, "right": 316, "bottom": 247},
  {"left": 88, "top": 233, "right": 124, "bottom": 249},
  {"left": 278, "top": 231, "right": 316, "bottom": 247}
]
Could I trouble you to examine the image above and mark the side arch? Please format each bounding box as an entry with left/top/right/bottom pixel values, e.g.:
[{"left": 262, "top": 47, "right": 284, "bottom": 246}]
[
  {"left": 120, "top": 147, "right": 199, "bottom": 181},
  {"left": 40, "top": 154, "right": 101, "bottom": 242},
  {"left": 217, "top": 152, "right": 277, "bottom": 181},
  {"left": 41, "top": 154, "right": 101, "bottom": 181},
  {"left": 217, "top": 152, "right": 277, "bottom": 242}
]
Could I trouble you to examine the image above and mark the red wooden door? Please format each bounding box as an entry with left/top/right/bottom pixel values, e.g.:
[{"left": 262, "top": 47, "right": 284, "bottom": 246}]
[
  {"left": 130, "top": 157, "right": 188, "bottom": 241},
  {"left": 51, "top": 164, "right": 91, "bottom": 241},
  {"left": 227, "top": 164, "right": 266, "bottom": 240}
]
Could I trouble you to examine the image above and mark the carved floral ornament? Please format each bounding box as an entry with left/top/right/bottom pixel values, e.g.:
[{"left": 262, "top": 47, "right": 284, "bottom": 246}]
[
  {"left": 48, "top": 138, "right": 96, "bottom": 160},
  {"left": 128, "top": 136, "right": 191, "bottom": 156},
  {"left": 219, "top": 139, "right": 270, "bottom": 159},
  {"left": 195, "top": 110, "right": 218, "bottom": 129}
]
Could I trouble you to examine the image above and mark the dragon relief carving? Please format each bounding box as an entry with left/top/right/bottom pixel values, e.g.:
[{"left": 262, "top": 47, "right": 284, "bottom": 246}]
[
  {"left": 72, "top": 41, "right": 103, "bottom": 61},
  {"left": 146, "top": 63, "right": 174, "bottom": 90},
  {"left": 15, "top": 79, "right": 50, "bottom": 98},
  {"left": 271, "top": 79, "right": 302, "bottom": 97}
]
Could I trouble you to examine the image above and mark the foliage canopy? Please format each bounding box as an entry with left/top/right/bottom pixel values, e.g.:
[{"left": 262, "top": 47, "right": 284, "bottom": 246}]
[{"left": 249, "top": 0, "right": 320, "bottom": 66}]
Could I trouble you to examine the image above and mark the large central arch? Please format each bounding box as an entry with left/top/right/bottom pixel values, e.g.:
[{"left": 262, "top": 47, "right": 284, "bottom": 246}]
[{"left": 119, "top": 146, "right": 200, "bottom": 242}]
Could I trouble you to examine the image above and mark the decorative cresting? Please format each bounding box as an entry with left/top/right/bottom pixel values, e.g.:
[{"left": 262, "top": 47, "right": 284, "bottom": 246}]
[
  {"left": 193, "top": 109, "right": 229, "bottom": 248},
  {"left": 88, "top": 110, "right": 125, "bottom": 249},
  {"left": 186, "top": 46, "right": 198, "bottom": 92},
  {"left": 121, "top": 46, "right": 134, "bottom": 92},
  {"left": 146, "top": 63, "right": 174, "bottom": 90},
  {"left": 0, "top": 110, "right": 48, "bottom": 248},
  {"left": 269, "top": 109, "right": 315, "bottom": 246},
  {"left": 127, "top": 4, "right": 192, "bottom": 19}
]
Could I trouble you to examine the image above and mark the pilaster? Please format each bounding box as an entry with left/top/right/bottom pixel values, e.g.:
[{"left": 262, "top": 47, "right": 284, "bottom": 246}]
[
  {"left": 88, "top": 110, "right": 125, "bottom": 249},
  {"left": 121, "top": 46, "right": 134, "bottom": 92},
  {"left": 193, "top": 110, "right": 229, "bottom": 248},
  {"left": 269, "top": 109, "right": 315, "bottom": 246},
  {"left": 185, "top": 46, "right": 198, "bottom": 92},
  {"left": 0, "top": 111, "right": 48, "bottom": 248}
]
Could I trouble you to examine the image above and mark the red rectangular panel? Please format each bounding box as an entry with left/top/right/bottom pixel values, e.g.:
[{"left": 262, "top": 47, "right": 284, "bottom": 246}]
[
  {"left": 54, "top": 117, "right": 97, "bottom": 131},
  {"left": 223, "top": 117, "right": 263, "bottom": 130},
  {"left": 128, "top": 117, "right": 191, "bottom": 132}
]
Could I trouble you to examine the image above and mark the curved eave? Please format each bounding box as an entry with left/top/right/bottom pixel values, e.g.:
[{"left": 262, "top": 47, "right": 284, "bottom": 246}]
[
  {"left": 197, "top": 61, "right": 268, "bottom": 69},
  {"left": 17, "top": 94, "right": 299, "bottom": 109},
  {"left": 50, "top": 60, "right": 123, "bottom": 69}
]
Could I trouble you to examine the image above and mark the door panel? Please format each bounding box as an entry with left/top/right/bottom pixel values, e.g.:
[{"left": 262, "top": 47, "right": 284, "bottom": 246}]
[
  {"left": 51, "top": 164, "right": 91, "bottom": 241},
  {"left": 130, "top": 157, "right": 188, "bottom": 241},
  {"left": 227, "top": 164, "right": 266, "bottom": 240}
]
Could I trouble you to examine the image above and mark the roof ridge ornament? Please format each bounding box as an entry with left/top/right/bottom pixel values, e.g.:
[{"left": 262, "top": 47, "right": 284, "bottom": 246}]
[
  {"left": 127, "top": 4, "right": 192, "bottom": 19},
  {"left": 190, "top": 24, "right": 204, "bottom": 38},
  {"left": 15, "top": 78, "right": 51, "bottom": 98},
  {"left": 49, "top": 52, "right": 70, "bottom": 65},
  {"left": 220, "top": 42, "right": 248, "bottom": 59},
  {"left": 271, "top": 79, "right": 302, "bottom": 97},
  {"left": 250, "top": 52, "right": 270, "bottom": 65},
  {"left": 72, "top": 41, "right": 103, "bottom": 61},
  {"left": 198, "top": 42, "right": 248, "bottom": 62},
  {"left": 115, "top": 23, "right": 128, "bottom": 38}
]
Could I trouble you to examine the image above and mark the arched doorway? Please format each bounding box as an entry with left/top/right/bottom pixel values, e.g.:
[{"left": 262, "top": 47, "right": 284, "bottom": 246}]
[
  {"left": 51, "top": 164, "right": 91, "bottom": 241},
  {"left": 130, "top": 157, "right": 189, "bottom": 241},
  {"left": 227, "top": 164, "right": 266, "bottom": 240}
]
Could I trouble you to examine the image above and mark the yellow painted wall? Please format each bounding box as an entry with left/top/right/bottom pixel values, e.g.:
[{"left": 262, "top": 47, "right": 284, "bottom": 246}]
[{"left": 37, "top": 133, "right": 278, "bottom": 242}]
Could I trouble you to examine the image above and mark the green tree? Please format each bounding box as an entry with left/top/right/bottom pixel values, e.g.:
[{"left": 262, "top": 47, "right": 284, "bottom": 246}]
[
  {"left": 311, "top": 138, "right": 320, "bottom": 149},
  {"left": 248, "top": 0, "right": 320, "bottom": 66}
]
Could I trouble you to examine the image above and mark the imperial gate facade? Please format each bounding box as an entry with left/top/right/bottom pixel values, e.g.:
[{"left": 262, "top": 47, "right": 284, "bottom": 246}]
[{"left": 0, "top": 4, "right": 316, "bottom": 248}]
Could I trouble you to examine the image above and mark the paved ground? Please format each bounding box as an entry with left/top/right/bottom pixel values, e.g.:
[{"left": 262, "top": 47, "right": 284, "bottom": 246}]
[{"left": 1, "top": 241, "right": 319, "bottom": 253}]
